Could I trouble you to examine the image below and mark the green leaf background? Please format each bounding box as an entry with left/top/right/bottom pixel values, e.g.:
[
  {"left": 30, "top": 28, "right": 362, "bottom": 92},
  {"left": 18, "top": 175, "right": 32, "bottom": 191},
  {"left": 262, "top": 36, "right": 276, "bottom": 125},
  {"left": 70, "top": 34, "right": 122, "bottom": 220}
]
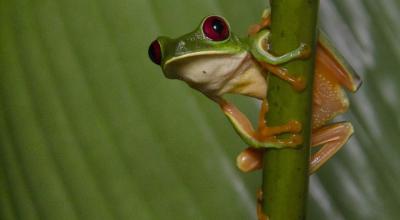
[{"left": 1, "top": 0, "right": 399, "bottom": 219}]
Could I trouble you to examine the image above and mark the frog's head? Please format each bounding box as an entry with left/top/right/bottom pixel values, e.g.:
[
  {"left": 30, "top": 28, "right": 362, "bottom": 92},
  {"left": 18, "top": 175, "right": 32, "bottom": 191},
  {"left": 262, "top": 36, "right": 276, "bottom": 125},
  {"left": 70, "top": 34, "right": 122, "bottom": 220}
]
[{"left": 148, "top": 16, "right": 250, "bottom": 95}]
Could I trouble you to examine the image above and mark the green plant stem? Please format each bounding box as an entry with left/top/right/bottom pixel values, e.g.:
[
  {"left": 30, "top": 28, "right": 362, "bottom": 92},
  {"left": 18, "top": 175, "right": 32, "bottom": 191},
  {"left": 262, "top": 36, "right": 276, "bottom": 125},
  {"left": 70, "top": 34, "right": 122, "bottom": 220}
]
[{"left": 261, "top": 0, "right": 319, "bottom": 219}]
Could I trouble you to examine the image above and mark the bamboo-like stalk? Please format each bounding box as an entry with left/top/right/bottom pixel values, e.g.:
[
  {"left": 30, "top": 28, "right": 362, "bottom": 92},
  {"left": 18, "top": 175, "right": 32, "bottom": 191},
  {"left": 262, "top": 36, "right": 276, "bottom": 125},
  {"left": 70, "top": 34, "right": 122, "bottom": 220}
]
[{"left": 261, "top": 0, "right": 319, "bottom": 219}]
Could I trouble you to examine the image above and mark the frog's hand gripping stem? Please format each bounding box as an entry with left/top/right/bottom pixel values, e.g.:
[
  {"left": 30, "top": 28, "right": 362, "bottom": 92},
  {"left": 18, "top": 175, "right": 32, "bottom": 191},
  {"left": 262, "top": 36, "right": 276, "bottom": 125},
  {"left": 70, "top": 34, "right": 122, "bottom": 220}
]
[
  {"left": 251, "top": 30, "right": 311, "bottom": 65},
  {"left": 214, "top": 97, "right": 302, "bottom": 149},
  {"left": 250, "top": 30, "right": 310, "bottom": 91},
  {"left": 249, "top": 9, "right": 311, "bottom": 66}
]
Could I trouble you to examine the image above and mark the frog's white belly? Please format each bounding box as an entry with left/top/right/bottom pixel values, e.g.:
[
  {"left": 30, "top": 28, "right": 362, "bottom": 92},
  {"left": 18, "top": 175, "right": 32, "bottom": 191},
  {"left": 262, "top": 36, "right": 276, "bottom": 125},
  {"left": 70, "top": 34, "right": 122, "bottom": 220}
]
[{"left": 164, "top": 52, "right": 267, "bottom": 99}]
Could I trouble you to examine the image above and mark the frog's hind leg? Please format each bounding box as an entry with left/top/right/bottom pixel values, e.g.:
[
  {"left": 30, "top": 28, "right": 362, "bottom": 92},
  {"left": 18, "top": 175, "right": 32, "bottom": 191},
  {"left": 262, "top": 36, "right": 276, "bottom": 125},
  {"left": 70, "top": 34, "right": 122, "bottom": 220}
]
[
  {"left": 307, "top": 35, "right": 359, "bottom": 174},
  {"left": 309, "top": 122, "right": 354, "bottom": 174},
  {"left": 235, "top": 99, "right": 302, "bottom": 172},
  {"left": 217, "top": 98, "right": 302, "bottom": 149},
  {"left": 255, "top": 99, "right": 303, "bottom": 145},
  {"left": 235, "top": 122, "right": 353, "bottom": 173},
  {"left": 316, "top": 33, "right": 362, "bottom": 92}
]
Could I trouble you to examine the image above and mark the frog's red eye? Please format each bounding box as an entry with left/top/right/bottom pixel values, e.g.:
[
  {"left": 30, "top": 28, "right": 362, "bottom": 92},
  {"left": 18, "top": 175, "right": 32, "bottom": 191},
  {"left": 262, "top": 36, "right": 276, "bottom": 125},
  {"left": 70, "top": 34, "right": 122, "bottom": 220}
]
[
  {"left": 202, "top": 16, "right": 230, "bottom": 41},
  {"left": 148, "top": 40, "right": 162, "bottom": 65}
]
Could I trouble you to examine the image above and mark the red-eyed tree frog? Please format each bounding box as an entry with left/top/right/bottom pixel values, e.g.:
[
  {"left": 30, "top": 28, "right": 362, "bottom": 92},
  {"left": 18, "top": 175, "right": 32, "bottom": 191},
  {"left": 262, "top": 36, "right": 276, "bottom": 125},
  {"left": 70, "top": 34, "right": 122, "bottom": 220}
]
[{"left": 148, "top": 9, "right": 361, "bottom": 175}]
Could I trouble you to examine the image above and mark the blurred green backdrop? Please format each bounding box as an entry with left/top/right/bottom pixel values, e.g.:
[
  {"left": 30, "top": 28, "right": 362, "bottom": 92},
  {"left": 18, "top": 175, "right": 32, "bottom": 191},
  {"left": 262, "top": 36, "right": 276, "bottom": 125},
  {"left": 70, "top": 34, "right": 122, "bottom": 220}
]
[{"left": 1, "top": 0, "right": 399, "bottom": 219}]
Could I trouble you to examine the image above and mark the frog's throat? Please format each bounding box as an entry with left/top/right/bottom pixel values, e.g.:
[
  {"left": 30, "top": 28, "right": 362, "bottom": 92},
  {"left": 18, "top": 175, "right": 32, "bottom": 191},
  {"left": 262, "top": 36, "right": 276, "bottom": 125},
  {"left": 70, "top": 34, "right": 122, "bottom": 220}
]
[
  {"left": 223, "top": 53, "right": 267, "bottom": 99},
  {"left": 164, "top": 52, "right": 267, "bottom": 100}
]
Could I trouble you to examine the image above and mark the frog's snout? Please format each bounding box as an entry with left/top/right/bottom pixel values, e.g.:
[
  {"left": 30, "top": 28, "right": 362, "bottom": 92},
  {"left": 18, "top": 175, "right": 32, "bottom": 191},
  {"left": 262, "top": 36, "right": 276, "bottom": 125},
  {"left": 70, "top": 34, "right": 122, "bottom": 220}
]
[{"left": 148, "top": 39, "right": 162, "bottom": 65}]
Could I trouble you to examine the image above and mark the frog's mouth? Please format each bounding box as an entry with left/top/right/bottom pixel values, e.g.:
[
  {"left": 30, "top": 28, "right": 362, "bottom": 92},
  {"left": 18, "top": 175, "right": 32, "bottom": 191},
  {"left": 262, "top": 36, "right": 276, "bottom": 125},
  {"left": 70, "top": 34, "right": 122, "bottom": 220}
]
[
  {"left": 163, "top": 52, "right": 247, "bottom": 87},
  {"left": 162, "top": 52, "right": 267, "bottom": 99},
  {"left": 163, "top": 51, "right": 236, "bottom": 78}
]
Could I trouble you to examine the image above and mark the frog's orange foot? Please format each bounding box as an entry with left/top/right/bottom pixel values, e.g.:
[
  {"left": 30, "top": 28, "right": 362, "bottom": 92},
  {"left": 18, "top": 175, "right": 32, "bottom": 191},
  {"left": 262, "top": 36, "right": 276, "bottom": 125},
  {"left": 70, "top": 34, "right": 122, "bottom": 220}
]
[
  {"left": 236, "top": 99, "right": 303, "bottom": 172},
  {"left": 255, "top": 99, "right": 303, "bottom": 148},
  {"left": 236, "top": 135, "right": 303, "bottom": 173},
  {"left": 259, "top": 62, "right": 306, "bottom": 91},
  {"left": 253, "top": 131, "right": 303, "bottom": 150},
  {"left": 261, "top": 133, "right": 303, "bottom": 147},
  {"left": 258, "top": 120, "right": 302, "bottom": 137},
  {"left": 288, "top": 120, "right": 302, "bottom": 132},
  {"left": 293, "top": 76, "right": 306, "bottom": 91},
  {"left": 235, "top": 133, "right": 304, "bottom": 172}
]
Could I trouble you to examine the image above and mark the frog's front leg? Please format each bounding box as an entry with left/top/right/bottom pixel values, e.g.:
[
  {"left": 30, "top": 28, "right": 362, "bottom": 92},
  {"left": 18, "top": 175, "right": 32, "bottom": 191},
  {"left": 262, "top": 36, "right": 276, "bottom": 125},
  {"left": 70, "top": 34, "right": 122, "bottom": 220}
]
[
  {"left": 215, "top": 97, "right": 303, "bottom": 151},
  {"left": 251, "top": 30, "right": 310, "bottom": 90},
  {"left": 252, "top": 30, "right": 311, "bottom": 65}
]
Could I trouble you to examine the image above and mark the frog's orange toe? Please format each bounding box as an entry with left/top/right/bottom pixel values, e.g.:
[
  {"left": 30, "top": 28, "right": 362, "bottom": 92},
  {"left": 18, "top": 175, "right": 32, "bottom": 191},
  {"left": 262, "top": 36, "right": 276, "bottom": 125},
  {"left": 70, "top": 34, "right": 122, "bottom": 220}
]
[
  {"left": 288, "top": 120, "right": 302, "bottom": 133},
  {"left": 248, "top": 24, "right": 262, "bottom": 36}
]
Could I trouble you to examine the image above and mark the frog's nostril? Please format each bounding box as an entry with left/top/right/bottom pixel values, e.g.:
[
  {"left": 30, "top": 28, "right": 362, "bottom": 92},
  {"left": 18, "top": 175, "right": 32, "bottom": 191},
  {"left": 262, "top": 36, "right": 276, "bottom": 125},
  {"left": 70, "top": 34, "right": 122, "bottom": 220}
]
[{"left": 148, "top": 40, "right": 162, "bottom": 65}]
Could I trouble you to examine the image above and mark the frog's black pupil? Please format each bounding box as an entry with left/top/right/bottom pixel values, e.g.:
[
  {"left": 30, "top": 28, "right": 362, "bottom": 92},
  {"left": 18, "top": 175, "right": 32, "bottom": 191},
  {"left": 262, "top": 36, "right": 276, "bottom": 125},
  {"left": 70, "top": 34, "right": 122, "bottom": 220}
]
[{"left": 212, "top": 20, "right": 224, "bottom": 33}]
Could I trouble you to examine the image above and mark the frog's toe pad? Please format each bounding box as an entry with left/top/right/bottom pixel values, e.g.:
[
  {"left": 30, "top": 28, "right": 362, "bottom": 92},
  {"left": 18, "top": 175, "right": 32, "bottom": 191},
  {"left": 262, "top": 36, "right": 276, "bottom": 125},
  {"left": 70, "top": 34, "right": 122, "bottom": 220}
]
[
  {"left": 270, "top": 133, "right": 303, "bottom": 148},
  {"left": 287, "top": 120, "right": 302, "bottom": 133},
  {"left": 299, "top": 43, "right": 312, "bottom": 59}
]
